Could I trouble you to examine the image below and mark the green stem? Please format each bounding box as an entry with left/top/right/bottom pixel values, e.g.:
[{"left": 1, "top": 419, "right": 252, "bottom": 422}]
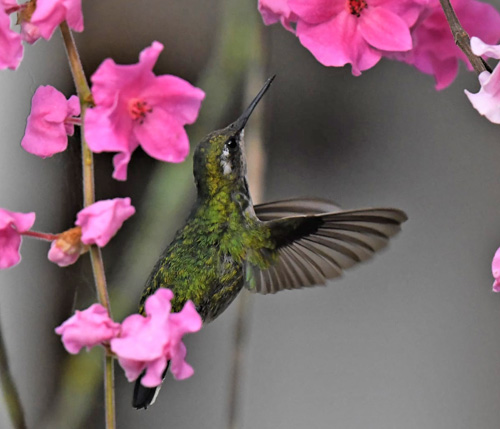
[
  {"left": 0, "top": 316, "right": 27, "bottom": 429},
  {"left": 59, "top": 21, "right": 116, "bottom": 429}
]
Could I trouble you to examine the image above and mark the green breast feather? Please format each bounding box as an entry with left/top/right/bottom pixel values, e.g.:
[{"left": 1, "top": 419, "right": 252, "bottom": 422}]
[{"left": 139, "top": 193, "right": 275, "bottom": 321}]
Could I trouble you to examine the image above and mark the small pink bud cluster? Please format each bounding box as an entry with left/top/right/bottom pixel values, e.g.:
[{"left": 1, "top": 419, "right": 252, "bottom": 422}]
[{"left": 55, "top": 289, "right": 203, "bottom": 387}]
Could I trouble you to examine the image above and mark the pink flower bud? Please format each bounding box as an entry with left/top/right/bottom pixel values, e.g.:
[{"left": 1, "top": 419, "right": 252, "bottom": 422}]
[
  {"left": 48, "top": 226, "right": 86, "bottom": 267},
  {"left": 55, "top": 304, "right": 121, "bottom": 354},
  {"left": 21, "top": 86, "right": 80, "bottom": 157},
  {"left": 75, "top": 198, "right": 135, "bottom": 247}
]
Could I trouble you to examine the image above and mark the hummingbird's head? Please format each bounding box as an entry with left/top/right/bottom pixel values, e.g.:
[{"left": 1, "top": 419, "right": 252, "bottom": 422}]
[{"left": 193, "top": 76, "right": 275, "bottom": 197}]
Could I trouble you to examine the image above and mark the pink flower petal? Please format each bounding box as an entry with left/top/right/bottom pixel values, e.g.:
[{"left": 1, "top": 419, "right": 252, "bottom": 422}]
[
  {"left": 358, "top": 7, "right": 412, "bottom": 52},
  {"left": 20, "top": 21, "right": 41, "bottom": 44},
  {"left": 21, "top": 86, "right": 80, "bottom": 157},
  {"left": 30, "top": 0, "right": 83, "bottom": 40},
  {"left": 0, "top": 209, "right": 35, "bottom": 269},
  {"left": 288, "top": 0, "right": 341, "bottom": 25},
  {"left": 170, "top": 301, "right": 203, "bottom": 341},
  {"left": 141, "top": 356, "right": 168, "bottom": 387},
  {"left": 55, "top": 304, "right": 121, "bottom": 354},
  {"left": 296, "top": 10, "right": 381, "bottom": 75},
  {"left": 117, "top": 357, "right": 146, "bottom": 382},
  {"left": 133, "top": 109, "right": 190, "bottom": 164},
  {"left": 169, "top": 341, "right": 194, "bottom": 380},
  {"left": 258, "top": 0, "right": 297, "bottom": 29},
  {"left": 471, "top": 36, "right": 500, "bottom": 60},
  {"left": 48, "top": 241, "right": 80, "bottom": 267},
  {"left": 142, "top": 75, "right": 205, "bottom": 125},
  {"left": 492, "top": 247, "right": 500, "bottom": 292},
  {"left": 0, "top": 9, "right": 23, "bottom": 70},
  {"left": 76, "top": 198, "right": 135, "bottom": 247}
]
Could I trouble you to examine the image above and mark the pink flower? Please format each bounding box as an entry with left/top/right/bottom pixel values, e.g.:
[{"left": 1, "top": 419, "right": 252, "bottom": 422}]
[
  {"left": 281, "top": 0, "right": 423, "bottom": 76},
  {"left": 30, "top": 0, "right": 83, "bottom": 40},
  {"left": 0, "top": 208, "right": 35, "bottom": 269},
  {"left": 84, "top": 41, "right": 205, "bottom": 181},
  {"left": 0, "top": 0, "right": 23, "bottom": 70},
  {"left": 110, "top": 289, "right": 202, "bottom": 387},
  {"left": 393, "top": 0, "right": 500, "bottom": 90},
  {"left": 465, "top": 38, "right": 500, "bottom": 123},
  {"left": 258, "top": 0, "right": 297, "bottom": 30},
  {"left": 76, "top": 198, "right": 135, "bottom": 247},
  {"left": 21, "top": 86, "right": 80, "bottom": 157},
  {"left": 492, "top": 247, "right": 500, "bottom": 292},
  {"left": 48, "top": 226, "right": 85, "bottom": 267},
  {"left": 55, "top": 304, "right": 121, "bottom": 354}
]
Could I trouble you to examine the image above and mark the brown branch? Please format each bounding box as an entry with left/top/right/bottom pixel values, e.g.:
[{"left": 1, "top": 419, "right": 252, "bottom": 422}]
[{"left": 439, "top": 0, "right": 491, "bottom": 74}]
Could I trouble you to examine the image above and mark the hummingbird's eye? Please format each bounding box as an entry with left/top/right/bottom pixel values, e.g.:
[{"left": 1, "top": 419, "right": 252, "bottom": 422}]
[{"left": 226, "top": 138, "right": 237, "bottom": 150}]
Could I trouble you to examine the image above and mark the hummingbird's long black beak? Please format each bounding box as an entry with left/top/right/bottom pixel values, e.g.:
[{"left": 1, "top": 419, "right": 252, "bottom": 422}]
[{"left": 231, "top": 75, "right": 276, "bottom": 133}]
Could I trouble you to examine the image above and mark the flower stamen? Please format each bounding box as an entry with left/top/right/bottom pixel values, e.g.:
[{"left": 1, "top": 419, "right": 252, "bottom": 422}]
[
  {"left": 128, "top": 99, "right": 153, "bottom": 123},
  {"left": 347, "top": 0, "right": 367, "bottom": 17}
]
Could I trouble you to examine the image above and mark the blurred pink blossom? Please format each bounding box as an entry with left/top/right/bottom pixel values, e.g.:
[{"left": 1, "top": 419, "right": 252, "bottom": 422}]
[
  {"left": 465, "top": 37, "right": 500, "bottom": 123},
  {"left": 0, "top": 0, "right": 23, "bottom": 69},
  {"left": 76, "top": 198, "right": 135, "bottom": 247},
  {"left": 55, "top": 304, "right": 121, "bottom": 354},
  {"left": 21, "top": 85, "right": 80, "bottom": 157},
  {"left": 0, "top": 208, "right": 35, "bottom": 269},
  {"left": 110, "top": 289, "right": 202, "bottom": 387},
  {"left": 492, "top": 247, "right": 500, "bottom": 292},
  {"left": 393, "top": 0, "right": 500, "bottom": 90},
  {"left": 30, "top": 0, "right": 83, "bottom": 40},
  {"left": 258, "top": 0, "right": 297, "bottom": 30},
  {"left": 259, "top": 0, "right": 424, "bottom": 76},
  {"left": 85, "top": 41, "right": 205, "bottom": 181}
]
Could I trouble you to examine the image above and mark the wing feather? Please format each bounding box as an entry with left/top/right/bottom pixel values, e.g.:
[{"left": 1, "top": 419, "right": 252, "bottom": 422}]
[{"left": 246, "top": 203, "right": 407, "bottom": 294}]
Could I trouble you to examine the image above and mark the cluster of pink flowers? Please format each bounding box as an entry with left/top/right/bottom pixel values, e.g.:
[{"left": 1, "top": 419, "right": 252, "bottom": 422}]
[
  {"left": 1, "top": 0, "right": 207, "bottom": 397},
  {"left": 0, "top": 198, "right": 135, "bottom": 269},
  {"left": 1, "top": 0, "right": 82, "bottom": 69},
  {"left": 258, "top": 0, "right": 500, "bottom": 89},
  {"left": 56, "top": 288, "right": 203, "bottom": 386},
  {"left": 1, "top": 6, "right": 204, "bottom": 269},
  {"left": 21, "top": 41, "right": 205, "bottom": 180}
]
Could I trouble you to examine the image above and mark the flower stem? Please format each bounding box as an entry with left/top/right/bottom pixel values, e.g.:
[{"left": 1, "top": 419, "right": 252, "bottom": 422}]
[
  {"left": 21, "top": 230, "right": 59, "bottom": 241},
  {"left": 0, "top": 315, "right": 27, "bottom": 429},
  {"left": 439, "top": 0, "right": 492, "bottom": 74},
  {"left": 59, "top": 21, "right": 116, "bottom": 429}
]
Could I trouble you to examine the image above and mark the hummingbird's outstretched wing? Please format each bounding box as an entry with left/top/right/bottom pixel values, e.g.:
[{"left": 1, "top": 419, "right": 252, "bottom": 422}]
[
  {"left": 247, "top": 199, "right": 407, "bottom": 294},
  {"left": 253, "top": 197, "right": 342, "bottom": 220}
]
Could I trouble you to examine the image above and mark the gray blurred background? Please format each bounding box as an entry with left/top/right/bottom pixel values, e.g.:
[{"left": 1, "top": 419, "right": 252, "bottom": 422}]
[{"left": 2, "top": 0, "right": 500, "bottom": 428}]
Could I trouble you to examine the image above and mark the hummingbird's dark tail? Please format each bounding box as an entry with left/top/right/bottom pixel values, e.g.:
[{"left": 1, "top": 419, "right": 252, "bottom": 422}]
[{"left": 132, "top": 363, "right": 169, "bottom": 410}]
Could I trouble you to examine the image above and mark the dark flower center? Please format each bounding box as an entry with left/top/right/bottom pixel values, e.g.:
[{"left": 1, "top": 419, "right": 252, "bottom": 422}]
[
  {"left": 128, "top": 99, "right": 153, "bottom": 123},
  {"left": 347, "top": 0, "right": 367, "bottom": 17}
]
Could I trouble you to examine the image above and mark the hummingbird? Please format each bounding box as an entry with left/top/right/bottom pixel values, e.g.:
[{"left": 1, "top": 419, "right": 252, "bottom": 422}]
[{"left": 133, "top": 76, "right": 407, "bottom": 409}]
